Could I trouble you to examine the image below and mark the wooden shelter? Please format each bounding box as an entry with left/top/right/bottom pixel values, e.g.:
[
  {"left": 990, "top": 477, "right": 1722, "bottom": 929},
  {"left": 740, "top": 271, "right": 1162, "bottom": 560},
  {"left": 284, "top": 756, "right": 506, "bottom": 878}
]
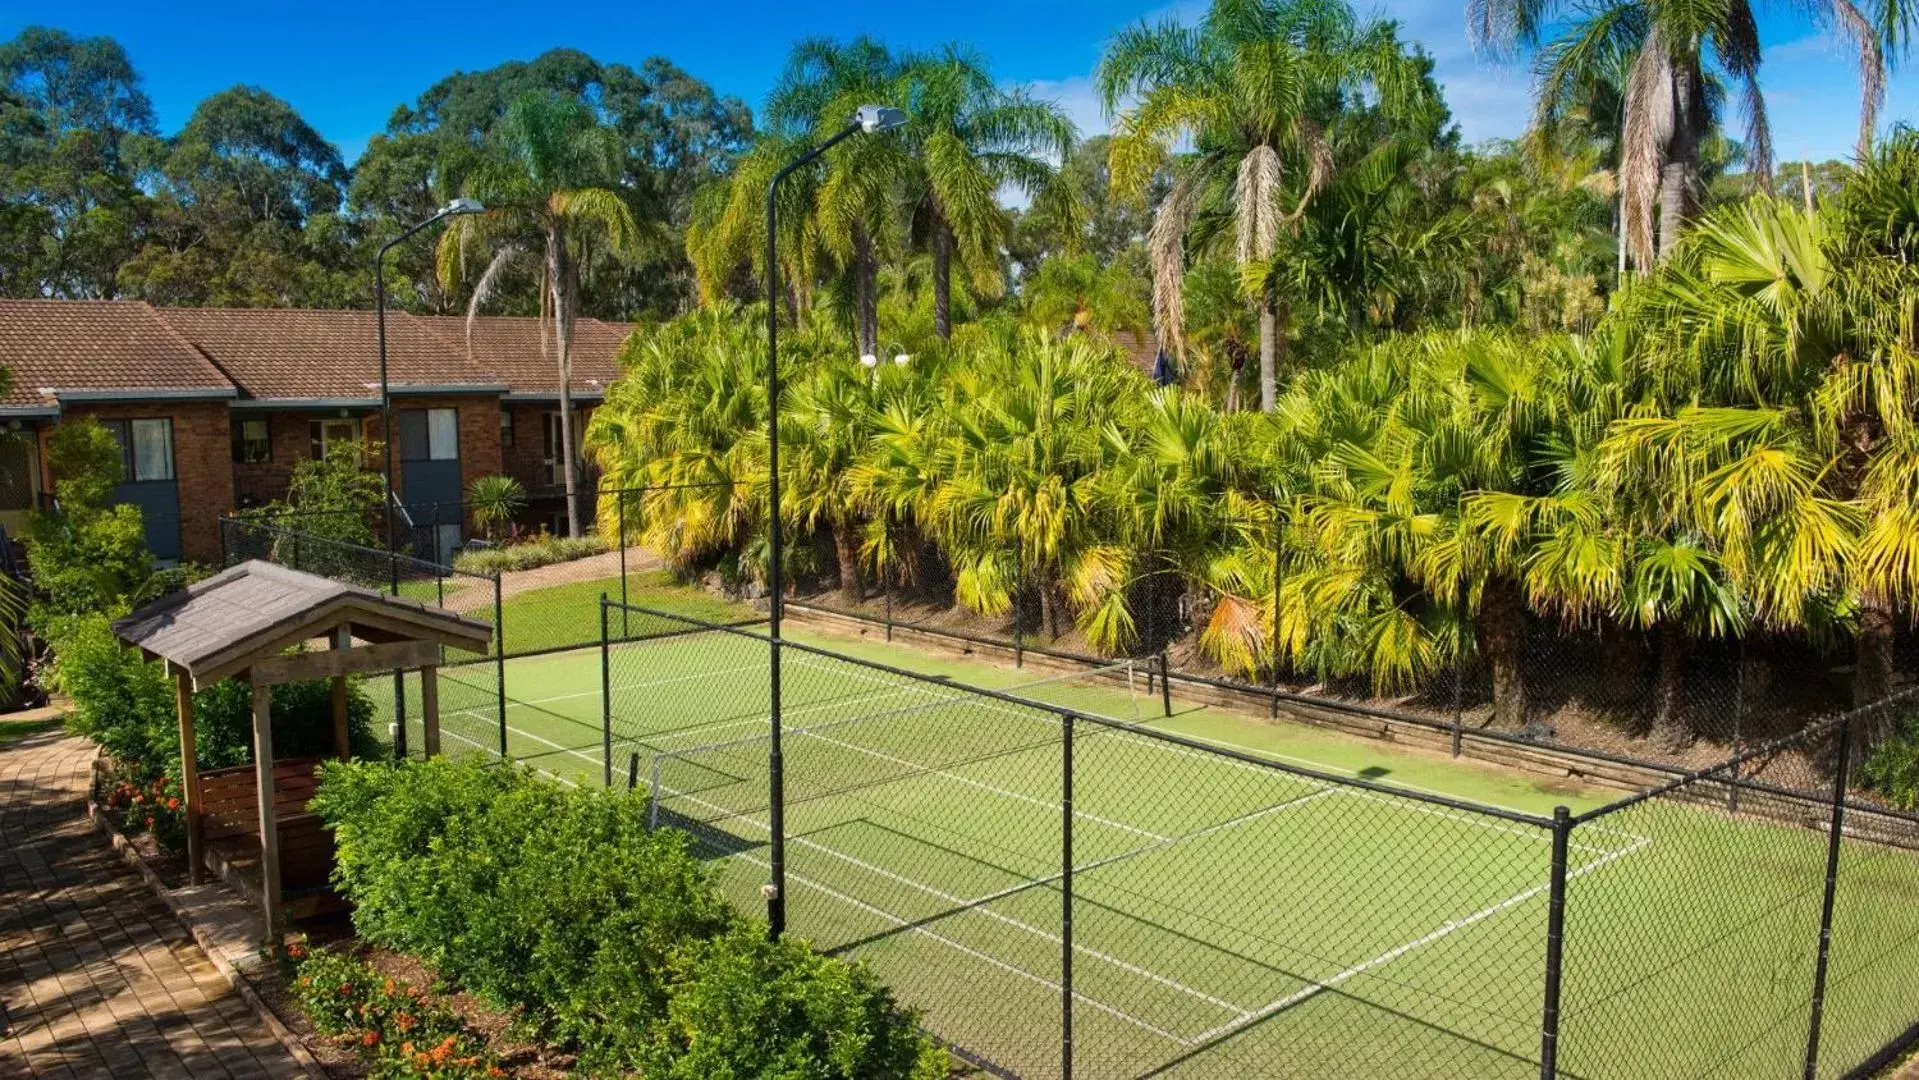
[{"left": 112, "top": 560, "right": 493, "bottom": 942}]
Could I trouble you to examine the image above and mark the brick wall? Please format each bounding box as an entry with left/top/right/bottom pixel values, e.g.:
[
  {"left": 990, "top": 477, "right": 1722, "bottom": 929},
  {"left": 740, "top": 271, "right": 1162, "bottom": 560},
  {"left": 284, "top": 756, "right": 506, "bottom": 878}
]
[
  {"left": 231, "top": 409, "right": 382, "bottom": 508},
  {"left": 362, "top": 394, "right": 506, "bottom": 523},
  {"left": 57, "top": 402, "right": 234, "bottom": 565},
  {"left": 502, "top": 402, "right": 598, "bottom": 494}
]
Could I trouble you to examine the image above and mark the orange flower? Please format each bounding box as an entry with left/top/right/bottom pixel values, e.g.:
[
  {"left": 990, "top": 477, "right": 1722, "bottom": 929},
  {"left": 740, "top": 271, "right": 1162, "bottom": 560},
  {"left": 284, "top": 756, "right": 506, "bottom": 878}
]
[
  {"left": 361, "top": 1030, "right": 379, "bottom": 1047},
  {"left": 165, "top": 797, "right": 180, "bottom": 810},
  {"left": 286, "top": 942, "right": 307, "bottom": 960}
]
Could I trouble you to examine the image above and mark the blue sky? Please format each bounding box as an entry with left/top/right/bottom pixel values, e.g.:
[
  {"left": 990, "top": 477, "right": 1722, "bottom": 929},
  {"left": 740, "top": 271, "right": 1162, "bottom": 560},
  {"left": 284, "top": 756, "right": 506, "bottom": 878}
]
[{"left": 5, "top": 0, "right": 1913, "bottom": 166}]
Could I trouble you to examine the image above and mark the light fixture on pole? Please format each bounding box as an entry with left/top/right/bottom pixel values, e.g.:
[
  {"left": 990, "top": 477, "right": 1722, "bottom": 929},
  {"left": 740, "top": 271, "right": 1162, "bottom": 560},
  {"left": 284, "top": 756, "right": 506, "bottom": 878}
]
[
  {"left": 763, "top": 103, "right": 905, "bottom": 939},
  {"left": 373, "top": 196, "right": 484, "bottom": 761}
]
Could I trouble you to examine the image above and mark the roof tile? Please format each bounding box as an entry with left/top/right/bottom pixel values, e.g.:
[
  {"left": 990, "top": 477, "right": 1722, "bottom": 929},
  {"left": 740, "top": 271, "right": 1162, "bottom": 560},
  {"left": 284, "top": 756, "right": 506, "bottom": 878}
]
[{"left": 0, "top": 300, "right": 234, "bottom": 408}]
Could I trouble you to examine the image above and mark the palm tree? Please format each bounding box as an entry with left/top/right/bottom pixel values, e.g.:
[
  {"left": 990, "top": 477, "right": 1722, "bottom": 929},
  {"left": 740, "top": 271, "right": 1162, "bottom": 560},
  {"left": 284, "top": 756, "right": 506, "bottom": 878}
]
[
  {"left": 1595, "top": 165, "right": 1919, "bottom": 738},
  {"left": 583, "top": 309, "right": 768, "bottom": 571},
  {"left": 1021, "top": 252, "right": 1150, "bottom": 338},
  {"left": 440, "top": 91, "right": 640, "bottom": 538},
  {"left": 1100, "top": 0, "right": 1443, "bottom": 412},
  {"left": 897, "top": 46, "right": 1077, "bottom": 339},
  {"left": 1482, "top": 0, "right": 1908, "bottom": 265},
  {"left": 766, "top": 37, "right": 910, "bottom": 356}
]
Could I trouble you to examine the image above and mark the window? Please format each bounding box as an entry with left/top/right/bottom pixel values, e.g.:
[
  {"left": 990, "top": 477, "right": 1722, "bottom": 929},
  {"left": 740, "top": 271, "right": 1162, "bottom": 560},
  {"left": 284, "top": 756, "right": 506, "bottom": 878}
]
[
  {"left": 500, "top": 407, "right": 515, "bottom": 448},
  {"left": 102, "top": 419, "right": 174, "bottom": 482},
  {"left": 398, "top": 408, "right": 459, "bottom": 462},
  {"left": 232, "top": 418, "right": 271, "bottom": 464},
  {"left": 309, "top": 418, "right": 360, "bottom": 459},
  {"left": 542, "top": 409, "right": 583, "bottom": 488}
]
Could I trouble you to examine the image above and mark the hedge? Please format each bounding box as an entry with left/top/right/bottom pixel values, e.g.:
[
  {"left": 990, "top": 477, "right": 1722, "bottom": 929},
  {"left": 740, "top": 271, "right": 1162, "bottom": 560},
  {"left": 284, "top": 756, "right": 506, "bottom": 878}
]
[{"left": 311, "top": 757, "right": 946, "bottom": 1078}]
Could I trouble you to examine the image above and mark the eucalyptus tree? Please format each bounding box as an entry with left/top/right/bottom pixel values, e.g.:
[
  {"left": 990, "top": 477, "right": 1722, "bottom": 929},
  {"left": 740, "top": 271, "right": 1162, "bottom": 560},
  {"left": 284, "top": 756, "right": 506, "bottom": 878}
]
[
  {"left": 896, "top": 45, "right": 1077, "bottom": 338},
  {"left": 1099, "top": 0, "right": 1446, "bottom": 412},
  {"left": 440, "top": 91, "right": 641, "bottom": 537}
]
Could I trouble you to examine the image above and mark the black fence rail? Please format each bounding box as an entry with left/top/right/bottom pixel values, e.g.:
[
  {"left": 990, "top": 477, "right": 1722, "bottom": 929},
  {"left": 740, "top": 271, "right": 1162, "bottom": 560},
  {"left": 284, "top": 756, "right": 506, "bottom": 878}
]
[{"left": 602, "top": 598, "right": 1919, "bottom": 1080}]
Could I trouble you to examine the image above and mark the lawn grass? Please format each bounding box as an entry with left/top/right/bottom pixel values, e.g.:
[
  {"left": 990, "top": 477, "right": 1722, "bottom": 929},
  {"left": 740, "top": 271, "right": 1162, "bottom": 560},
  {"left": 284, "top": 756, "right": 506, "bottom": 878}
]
[
  {"left": 495, "top": 570, "right": 753, "bottom": 656},
  {"left": 379, "top": 622, "right": 1919, "bottom": 1080}
]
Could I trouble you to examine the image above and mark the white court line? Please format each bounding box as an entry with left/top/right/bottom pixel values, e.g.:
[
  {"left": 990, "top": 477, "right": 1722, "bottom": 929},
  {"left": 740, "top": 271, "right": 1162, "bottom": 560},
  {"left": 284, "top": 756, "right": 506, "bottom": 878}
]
[
  {"left": 789, "top": 725, "right": 1170, "bottom": 842},
  {"left": 435, "top": 724, "right": 581, "bottom": 788},
  {"left": 957, "top": 787, "right": 1344, "bottom": 909},
  {"left": 1188, "top": 831, "right": 1655, "bottom": 1045},
  {"left": 671, "top": 787, "right": 1240, "bottom": 1031},
  {"left": 722, "top": 846, "right": 1196, "bottom": 1046}
]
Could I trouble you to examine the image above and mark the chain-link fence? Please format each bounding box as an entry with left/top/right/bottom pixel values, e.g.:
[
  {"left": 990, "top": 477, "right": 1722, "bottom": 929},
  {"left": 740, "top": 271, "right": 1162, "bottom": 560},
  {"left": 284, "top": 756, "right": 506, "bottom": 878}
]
[{"left": 604, "top": 598, "right": 1919, "bottom": 1080}]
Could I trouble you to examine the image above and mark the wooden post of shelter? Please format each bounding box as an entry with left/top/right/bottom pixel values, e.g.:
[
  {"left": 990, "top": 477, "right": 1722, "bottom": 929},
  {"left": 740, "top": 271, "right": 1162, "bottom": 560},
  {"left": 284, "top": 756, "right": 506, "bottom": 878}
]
[
  {"left": 250, "top": 677, "right": 282, "bottom": 945},
  {"left": 331, "top": 624, "right": 351, "bottom": 759},
  {"left": 172, "top": 665, "right": 204, "bottom": 885}
]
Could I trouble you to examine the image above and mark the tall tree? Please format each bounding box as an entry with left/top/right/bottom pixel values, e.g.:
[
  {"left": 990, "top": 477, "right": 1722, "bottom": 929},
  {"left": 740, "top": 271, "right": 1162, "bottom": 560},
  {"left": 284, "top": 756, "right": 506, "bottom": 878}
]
[
  {"left": 896, "top": 45, "right": 1076, "bottom": 339},
  {"left": 1100, "top": 0, "right": 1444, "bottom": 411},
  {"left": 0, "top": 27, "right": 154, "bottom": 153},
  {"left": 441, "top": 91, "right": 641, "bottom": 537}
]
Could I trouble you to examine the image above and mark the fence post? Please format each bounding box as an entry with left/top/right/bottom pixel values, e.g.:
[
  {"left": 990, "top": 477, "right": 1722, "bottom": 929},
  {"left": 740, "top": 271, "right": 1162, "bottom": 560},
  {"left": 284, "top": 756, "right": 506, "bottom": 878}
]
[
  {"left": 1540, "top": 805, "right": 1571, "bottom": 1079},
  {"left": 619, "top": 489, "right": 630, "bottom": 638},
  {"left": 1014, "top": 559, "right": 1024, "bottom": 669},
  {"left": 769, "top": 631, "right": 787, "bottom": 937},
  {"left": 885, "top": 587, "right": 893, "bottom": 643},
  {"left": 1452, "top": 578, "right": 1468, "bottom": 758},
  {"left": 600, "top": 595, "right": 613, "bottom": 789},
  {"left": 1159, "top": 650, "right": 1173, "bottom": 718},
  {"left": 494, "top": 573, "right": 507, "bottom": 759},
  {"left": 1803, "top": 710, "right": 1855, "bottom": 1080},
  {"left": 1728, "top": 639, "right": 1746, "bottom": 814},
  {"left": 1270, "top": 510, "right": 1284, "bottom": 720},
  {"left": 1060, "top": 710, "right": 1075, "bottom": 1080},
  {"left": 627, "top": 751, "right": 640, "bottom": 791}
]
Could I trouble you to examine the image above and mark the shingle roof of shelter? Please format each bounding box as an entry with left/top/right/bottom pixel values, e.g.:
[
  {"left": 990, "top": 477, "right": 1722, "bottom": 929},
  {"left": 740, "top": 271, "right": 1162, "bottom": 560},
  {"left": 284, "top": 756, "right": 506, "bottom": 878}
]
[{"left": 112, "top": 560, "right": 493, "bottom": 686}]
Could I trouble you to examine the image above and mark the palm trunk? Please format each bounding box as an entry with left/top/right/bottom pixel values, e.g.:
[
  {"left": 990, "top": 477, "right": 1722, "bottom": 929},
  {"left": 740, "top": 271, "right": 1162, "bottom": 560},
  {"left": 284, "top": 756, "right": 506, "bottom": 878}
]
[
  {"left": 854, "top": 225, "right": 879, "bottom": 356},
  {"left": 1257, "top": 292, "right": 1278, "bottom": 413},
  {"left": 1650, "top": 621, "right": 1692, "bottom": 751},
  {"left": 1478, "top": 576, "right": 1530, "bottom": 729},
  {"left": 1039, "top": 576, "right": 1060, "bottom": 640},
  {"left": 1657, "top": 65, "right": 1701, "bottom": 260},
  {"left": 549, "top": 227, "right": 582, "bottom": 539},
  {"left": 834, "top": 522, "right": 863, "bottom": 606},
  {"left": 1854, "top": 601, "right": 1897, "bottom": 760},
  {"left": 932, "top": 219, "right": 953, "bottom": 341}
]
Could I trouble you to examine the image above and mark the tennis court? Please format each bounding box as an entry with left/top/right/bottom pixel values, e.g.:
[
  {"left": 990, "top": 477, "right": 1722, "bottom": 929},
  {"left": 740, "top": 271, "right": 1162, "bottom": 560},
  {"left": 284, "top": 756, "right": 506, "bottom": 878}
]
[{"left": 385, "top": 616, "right": 1919, "bottom": 1080}]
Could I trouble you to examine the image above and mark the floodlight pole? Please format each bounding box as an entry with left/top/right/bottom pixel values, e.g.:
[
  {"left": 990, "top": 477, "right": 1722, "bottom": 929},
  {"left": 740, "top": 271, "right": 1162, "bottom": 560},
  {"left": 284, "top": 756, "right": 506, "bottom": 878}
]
[
  {"left": 374, "top": 198, "right": 482, "bottom": 761},
  {"left": 764, "top": 107, "right": 901, "bottom": 939}
]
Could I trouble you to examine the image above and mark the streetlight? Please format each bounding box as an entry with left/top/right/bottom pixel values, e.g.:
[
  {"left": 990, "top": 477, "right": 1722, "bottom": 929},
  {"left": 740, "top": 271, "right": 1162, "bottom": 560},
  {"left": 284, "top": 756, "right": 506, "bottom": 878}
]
[
  {"left": 374, "top": 197, "right": 486, "bottom": 568},
  {"left": 373, "top": 196, "right": 483, "bottom": 762},
  {"left": 764, "top": 103, "right": 905, "bottom": 938}
]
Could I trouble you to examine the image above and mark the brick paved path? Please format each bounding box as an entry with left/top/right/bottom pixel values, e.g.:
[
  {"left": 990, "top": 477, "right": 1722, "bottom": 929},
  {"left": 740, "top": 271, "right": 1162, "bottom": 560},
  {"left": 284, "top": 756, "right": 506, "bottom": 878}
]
[{"left": 0, "top": 730, "right": 304, "bottom": 1078}]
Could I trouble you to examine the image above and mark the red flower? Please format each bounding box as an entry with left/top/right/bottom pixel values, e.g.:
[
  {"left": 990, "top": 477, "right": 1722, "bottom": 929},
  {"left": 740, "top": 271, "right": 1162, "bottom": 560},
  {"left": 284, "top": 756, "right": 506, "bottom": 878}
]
[{"left": 165, "top": 797, "right": 180, "bottom": 811}]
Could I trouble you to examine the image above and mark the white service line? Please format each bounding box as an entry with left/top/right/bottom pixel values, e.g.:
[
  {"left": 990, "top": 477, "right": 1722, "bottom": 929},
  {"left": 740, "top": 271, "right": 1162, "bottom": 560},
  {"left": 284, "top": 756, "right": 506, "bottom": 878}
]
[
  {"left": 435, "top": 724, "right": 581, "bottom": 787},
  {"left": 671, "top": 787, "right": 1239, "bottom": 1033},
  {"left": 1188, "top": 831, "right": 1655, "bottom": 1045},
  {"left": 790, "top": 725, "right": 1170, "bottom": 842}
]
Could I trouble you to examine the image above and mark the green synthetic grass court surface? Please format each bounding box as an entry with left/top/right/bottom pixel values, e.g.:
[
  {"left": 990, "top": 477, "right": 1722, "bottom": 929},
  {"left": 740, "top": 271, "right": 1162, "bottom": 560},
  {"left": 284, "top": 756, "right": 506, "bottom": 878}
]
[{"left": 388, "top": 623, "right": 1919, "bottom": 1080}]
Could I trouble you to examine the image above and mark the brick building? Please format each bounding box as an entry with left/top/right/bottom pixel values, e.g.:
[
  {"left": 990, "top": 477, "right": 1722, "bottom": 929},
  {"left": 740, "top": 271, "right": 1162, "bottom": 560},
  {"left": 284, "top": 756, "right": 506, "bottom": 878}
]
[{"left": 0, "top": 300, "right": 629, "bottom": 565}]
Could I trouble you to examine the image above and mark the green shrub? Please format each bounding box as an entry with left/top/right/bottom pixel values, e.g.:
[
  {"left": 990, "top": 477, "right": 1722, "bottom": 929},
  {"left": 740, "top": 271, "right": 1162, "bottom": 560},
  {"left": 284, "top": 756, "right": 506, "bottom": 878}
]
[
  {"left": 291, "top": 944, "right": 500, "bottom": 1079},
  {"left": 451, "top": 534, "right": 607, "bottom": 575},
  {"left": 643, "top": 927, "right": 948, "bottom": 1080},
  {"left": 312, "top": 757, "right": 935, "bottom": 1078},
  {"left": 1862, "top": 714, "right": 1919, "bottom": 810},
  {"left": 26, "top": 419, "right": 155, "bottom": 616},
  {"left": 466, "top": 475, "right": 527, "bottom": 543}
]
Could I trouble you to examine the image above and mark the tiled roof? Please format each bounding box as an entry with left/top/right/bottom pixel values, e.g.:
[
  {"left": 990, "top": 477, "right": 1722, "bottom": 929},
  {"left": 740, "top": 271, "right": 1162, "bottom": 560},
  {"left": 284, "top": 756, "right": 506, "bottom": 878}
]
[
  {"left": 0, "top": 301, "right": 635, "bottom": 408},
  {"left": 0, "top": 299, "right": 235, "bottom": 410},
  {"left": 413, "top": 315, "right": 630, "bottom": 397},
  {"left": 158, "top": 308, "right": 497, "bottom": 401}
]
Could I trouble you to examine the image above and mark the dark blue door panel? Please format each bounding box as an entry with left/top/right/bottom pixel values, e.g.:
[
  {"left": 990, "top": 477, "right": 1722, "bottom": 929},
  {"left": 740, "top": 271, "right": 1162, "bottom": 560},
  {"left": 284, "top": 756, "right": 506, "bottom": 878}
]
[{"left": 113, "top": 480, "right": 181, "bottom": 562}]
